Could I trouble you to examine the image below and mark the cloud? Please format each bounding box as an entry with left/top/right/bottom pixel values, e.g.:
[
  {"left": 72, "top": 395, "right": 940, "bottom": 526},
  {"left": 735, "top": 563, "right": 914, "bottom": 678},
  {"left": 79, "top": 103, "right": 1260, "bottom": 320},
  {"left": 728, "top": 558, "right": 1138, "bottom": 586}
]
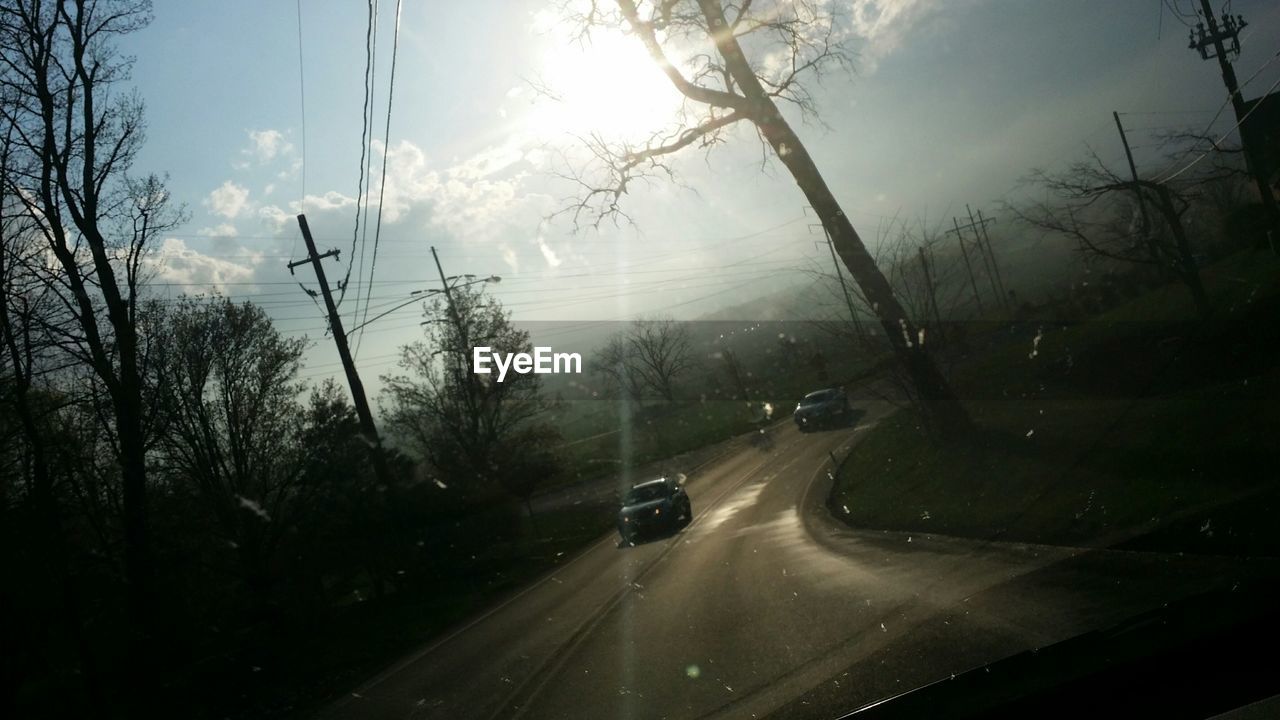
[
  {"left": 232, "top": 129, "right": 299, "bottom": 172},
  {"left": 258, "top": 204, "right": 291, "bottom": 232},
  {"left": 502, "top": 246, "right": 519, "bottom": 274},
  {"left": 847, "top": 0, "right": 963, "bottom": 72},
  {"left": 197, "top": 223, "right": 238, "bottom": 238},
  {"left": 451, "top": 143, "right": 527, "bottom": 181},
  {"left": 196, "top": 222, "right": 240, "bottom": 253},
  {"left": 538, "top": 235, "right": 562, "bottom": 268},
  {"left": 245, "top": 137, "right": 549, "bottom": 253},
  {"left": 246, "top": 129, "right": 294, "bottom": 164},
  {"left": 370, "top": 139, "right": 552, "bottom": 244},
  {"left": 149, "top": 238, "right": 259, "bottom": 291},
  {"left": 206, "top": 180, "right": 250, "bottom": 219},
  {"left": 298, "top": 191, "right": 356, "bottom": 213}
]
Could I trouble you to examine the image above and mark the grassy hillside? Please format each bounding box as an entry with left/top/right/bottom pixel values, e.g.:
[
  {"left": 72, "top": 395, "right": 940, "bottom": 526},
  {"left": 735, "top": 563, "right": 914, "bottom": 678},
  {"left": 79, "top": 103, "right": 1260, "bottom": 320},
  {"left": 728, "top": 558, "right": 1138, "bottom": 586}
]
[{"left": 830, "top": 248, "right": 1280, "bottom": 555}]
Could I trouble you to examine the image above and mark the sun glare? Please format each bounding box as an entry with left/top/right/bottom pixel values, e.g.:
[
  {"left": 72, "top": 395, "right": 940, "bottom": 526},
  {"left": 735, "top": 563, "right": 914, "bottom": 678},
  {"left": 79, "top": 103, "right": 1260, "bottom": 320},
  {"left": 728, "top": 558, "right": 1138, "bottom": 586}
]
[{"left": 530, "top": 30, "right": 685, "bottom": 141}]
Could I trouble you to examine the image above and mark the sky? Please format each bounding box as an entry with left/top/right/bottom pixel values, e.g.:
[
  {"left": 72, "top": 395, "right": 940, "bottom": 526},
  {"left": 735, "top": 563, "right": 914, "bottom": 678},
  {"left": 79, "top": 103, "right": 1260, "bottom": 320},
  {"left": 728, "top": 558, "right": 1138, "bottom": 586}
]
[{"left": 119, "top": 0, "right": 1280, "bottom": 392}]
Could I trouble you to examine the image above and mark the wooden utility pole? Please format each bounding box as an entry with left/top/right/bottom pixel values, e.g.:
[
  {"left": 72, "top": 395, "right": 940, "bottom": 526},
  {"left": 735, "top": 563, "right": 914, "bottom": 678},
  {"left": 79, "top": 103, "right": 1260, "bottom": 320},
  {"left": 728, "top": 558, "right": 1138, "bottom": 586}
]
[
  {"left": 966, "top": 204, "right": 1005, "bottom": 308},
  {"left": 1114, "top": 111, "right": 1166, "bottom": 263},
  {"left": 950, "top": 216, "right": 984, "bottom": 313},
  {"left": 817, "top": 222, "right": 865, "bottom": 341},
  {"left": 429, "top": 245, "right": 484, "bottom": 439},
  {"left": 975, "top": 210, "right": 1008, "bottom": 306},
  {"left": 289, "top": 213, "right": 392, "bottom": 486},
  {"left": 1188, "top": 1, "right": 1279, "bottom": 246},
  {"left": 1113, "top": 112, "right": 1152, "bottom": 234}
]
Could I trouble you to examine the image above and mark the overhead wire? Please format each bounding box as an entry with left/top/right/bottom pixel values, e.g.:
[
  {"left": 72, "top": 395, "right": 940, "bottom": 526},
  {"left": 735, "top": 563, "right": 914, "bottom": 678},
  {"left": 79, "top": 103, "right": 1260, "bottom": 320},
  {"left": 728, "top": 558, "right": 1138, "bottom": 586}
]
[
  {"left": 1179, "top": 46, "right": 1280, "bottom": 146},
  {"left": 336, "top": 0, "right": 378, "bottom": 310},
  {"left": 294, "top": 0, "right": 307, "bottom": 232},
  {"left": 352, "top": 0, "right": 382, "bottom": 337},
  {"left": 1156, "top": 71, "right": 1280, "bottom": 182},
  {"left": 279, "top": 253, "right": 821, "bottom": 338},
  {"left": 278, "top": 259, "right": 816, "bottom": 329},
  {"left": 294, "top": 268, "right": 813, "bottom": 381},
  {"left": 1145, "top": 46, "right": 1280, "bottom": 183},
  {"left": 355, "top": 0, "right": 403, "bottom": 356},
  {"left": 288, "top": 0, "right": 325, "bottom": 319},
  {"left": 1161, "top": 0, "right": 1196, "bottom": 29}
]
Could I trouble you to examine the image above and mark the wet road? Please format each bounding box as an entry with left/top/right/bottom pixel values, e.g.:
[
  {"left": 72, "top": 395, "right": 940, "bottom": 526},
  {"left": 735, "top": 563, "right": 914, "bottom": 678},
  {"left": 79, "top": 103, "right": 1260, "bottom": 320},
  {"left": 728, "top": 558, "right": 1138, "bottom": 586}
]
[{"left": 316, "top": 398, "right": 1277, "bottom": 720}]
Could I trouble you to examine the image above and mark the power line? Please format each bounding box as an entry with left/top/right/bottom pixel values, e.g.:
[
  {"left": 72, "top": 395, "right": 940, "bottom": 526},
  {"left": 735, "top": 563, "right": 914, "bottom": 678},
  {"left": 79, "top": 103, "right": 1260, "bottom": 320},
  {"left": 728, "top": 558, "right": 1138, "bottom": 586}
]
[
  {"left": 294, "top": 0, "right": 307, "bottom": 230},
  {"left": 337, "top": 0, "right": 379, "bottom": 310},
  {"left": 1162, "top": 0, "right": 1196, "bottom": 28},
  {"left": 352, "top": 0, "right": 382, "bottom": 336},
  {"left": 278, "top": 263, "right": 817, "bottom": 337},
  {"left": 1116, "top": 109, "right": 1216, "bottom": 116},
  {"left": 293, "top": 271, "right": 808, "bottom": 382},
  {"left": 1157, "top": 72, "right": 1280, "bottom": 183},
  {"left": 281, "top": 265, "right": 810, "bottom": 325},
  {"left": 286, "top": 0, "right": 324, "bottom": 318},
  {"left": 1177, "top": 46, "right": 1280, "bottom": 152},
  {"left": 356, "top": 0, "right": 403, "bottom": 357},
  {"left": 143, "top": 254, "right": 807, "bottom": 290},
  {"left": 142, "top": 255, "right": 817, "bottom": 317}
]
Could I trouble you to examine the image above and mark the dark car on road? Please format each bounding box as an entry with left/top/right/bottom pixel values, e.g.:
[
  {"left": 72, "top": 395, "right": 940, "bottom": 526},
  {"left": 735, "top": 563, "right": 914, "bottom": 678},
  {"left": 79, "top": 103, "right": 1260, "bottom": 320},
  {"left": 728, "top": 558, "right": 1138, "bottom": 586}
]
[
  {"left": 793, "top": 387, "right": 850, "bottom": 431},
  {"left": 617, "top": 477, "right": 691, "bottom": 545}
]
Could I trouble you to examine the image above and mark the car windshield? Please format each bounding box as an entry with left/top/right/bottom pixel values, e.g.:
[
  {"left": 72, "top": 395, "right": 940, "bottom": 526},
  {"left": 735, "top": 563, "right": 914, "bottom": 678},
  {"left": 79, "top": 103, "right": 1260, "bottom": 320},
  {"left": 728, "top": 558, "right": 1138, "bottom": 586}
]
[
  {"left": 7, "top": 3, "right": 1280, "bottom": 720},
  {"left": 624, "top": 483, "right": 669, "bottom": 505}
]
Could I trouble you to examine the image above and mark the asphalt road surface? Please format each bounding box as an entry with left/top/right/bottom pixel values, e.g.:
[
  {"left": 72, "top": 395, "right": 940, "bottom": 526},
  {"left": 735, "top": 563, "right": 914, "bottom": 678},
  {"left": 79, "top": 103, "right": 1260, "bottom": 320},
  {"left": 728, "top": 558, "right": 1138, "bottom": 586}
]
[{"left": 316, "top": 397, "right": 1278, "bottom": 720}]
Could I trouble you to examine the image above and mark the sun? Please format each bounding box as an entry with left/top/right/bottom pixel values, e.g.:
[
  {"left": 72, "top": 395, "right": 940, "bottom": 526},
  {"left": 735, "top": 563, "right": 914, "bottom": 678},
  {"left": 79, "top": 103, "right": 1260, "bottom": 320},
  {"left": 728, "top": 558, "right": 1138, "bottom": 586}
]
[{"left": 528, "top": 28, "right": 686, "bottom": 142}]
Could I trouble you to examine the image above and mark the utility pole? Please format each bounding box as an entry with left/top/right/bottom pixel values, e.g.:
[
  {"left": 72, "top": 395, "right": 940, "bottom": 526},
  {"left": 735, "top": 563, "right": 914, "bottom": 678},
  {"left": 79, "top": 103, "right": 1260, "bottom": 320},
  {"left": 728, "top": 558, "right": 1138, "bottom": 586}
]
[
  {"left": 1188, "top": 1, "right": 1279, "bottom": 245},
  {"left": 817, "top": 222, "right": 865, "bottom": 342},
  {"left": 1114, "top": 110, "right": 1165, "bottom": 262},
  {"left": 949, "top": 216, "right": 984, "bottom": 313},
  {"left": 429, "top": 246, "right": 483, "bottom": 440},
  {"left": 975, "top": 209, "right": 1008, "bottom": 307},
  {"left": 289, "top": 213, "right": 392, "bottom": 487},
  {"left": 1114, "top": 111, "right": 1152, "bottom": 234},
  {"left": 966, "top": 204, "right": 1005, "bottom": 309}
]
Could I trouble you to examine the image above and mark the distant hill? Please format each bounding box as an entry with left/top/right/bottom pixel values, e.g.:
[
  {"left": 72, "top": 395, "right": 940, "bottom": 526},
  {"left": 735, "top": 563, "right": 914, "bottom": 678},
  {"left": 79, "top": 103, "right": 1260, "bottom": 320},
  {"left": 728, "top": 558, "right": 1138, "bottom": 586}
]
[{"left": 694, "top": 276, "right": 846, "bottom": 322}]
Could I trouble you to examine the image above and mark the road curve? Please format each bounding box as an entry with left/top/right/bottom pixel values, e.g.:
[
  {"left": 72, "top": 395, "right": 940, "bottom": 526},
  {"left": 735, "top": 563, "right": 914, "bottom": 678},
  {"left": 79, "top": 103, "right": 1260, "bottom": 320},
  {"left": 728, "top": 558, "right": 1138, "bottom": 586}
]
[{"left": 316, "top": 397, "right": 1276, "bottom": 720}]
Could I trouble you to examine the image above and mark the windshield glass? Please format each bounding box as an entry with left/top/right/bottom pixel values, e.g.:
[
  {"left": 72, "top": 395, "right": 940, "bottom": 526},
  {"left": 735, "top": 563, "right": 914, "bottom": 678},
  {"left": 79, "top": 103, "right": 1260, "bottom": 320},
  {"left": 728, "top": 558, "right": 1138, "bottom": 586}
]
[
  {"left": 5, "top": 3, "right": 1279, "bottom": 720},
  {"left": 624, "top": 484, "right": 670, "bottom": 505}
]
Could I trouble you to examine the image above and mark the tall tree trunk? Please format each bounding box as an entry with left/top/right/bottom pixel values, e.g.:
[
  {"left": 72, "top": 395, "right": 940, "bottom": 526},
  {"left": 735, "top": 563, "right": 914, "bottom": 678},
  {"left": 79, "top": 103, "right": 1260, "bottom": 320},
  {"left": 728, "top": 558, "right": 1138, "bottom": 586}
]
[
  {"left": 699, "top": 0, "right": 970, "bottom": 437},
  {"left": 113, "top": 381, "right": 155, "bottom": 641},
  {"left": 1155, "top": 185, "right": 1212, "bottom": 319},
  {"left": 0, "top": 298, "right": 104, "bottom": 716}
]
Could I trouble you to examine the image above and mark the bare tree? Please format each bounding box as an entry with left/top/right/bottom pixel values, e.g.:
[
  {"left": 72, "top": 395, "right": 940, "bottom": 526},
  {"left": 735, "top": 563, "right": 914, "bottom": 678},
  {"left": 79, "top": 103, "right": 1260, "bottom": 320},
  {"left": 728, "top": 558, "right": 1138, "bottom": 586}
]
[
  {"left": 0, "top": 0, "right": 184, "bottom": 649},
  {"left": 1010, "top": 151, "right": 1210, "bottom": 318},
  {"left": 627, "top": 316, "right": 695, "bottom": 402},
  {"left": 595, "top": 332, "right": 645, "bottom": 403},
  {"left": 1, "top": 124, "right": 105, "bottom": 712},
  {"left": 553, "top": 0, "right": 968, "bottom": 436},
  {"left": 805, "top": 214, "right": 977, "bottom": 417},
  {"left": 152, "top": 297, "right": 312, "bottom": 609},
  {"left": 594, "top": 316, "right": 696, "bottom": 404},
  {"left": 1151, "top": 128, "right": 1270, "bottom": 252},
  {"left": 718, "top": 346, "right": 750, "bottom": 401}
]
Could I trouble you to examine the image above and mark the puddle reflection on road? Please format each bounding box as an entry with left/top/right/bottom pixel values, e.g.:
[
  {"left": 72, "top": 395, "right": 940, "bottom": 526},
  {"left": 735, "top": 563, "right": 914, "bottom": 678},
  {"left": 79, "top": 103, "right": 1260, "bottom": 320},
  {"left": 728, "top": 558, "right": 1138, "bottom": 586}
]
[{"left": 696, "top": 478, "right": 772, "bottom": 533}]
